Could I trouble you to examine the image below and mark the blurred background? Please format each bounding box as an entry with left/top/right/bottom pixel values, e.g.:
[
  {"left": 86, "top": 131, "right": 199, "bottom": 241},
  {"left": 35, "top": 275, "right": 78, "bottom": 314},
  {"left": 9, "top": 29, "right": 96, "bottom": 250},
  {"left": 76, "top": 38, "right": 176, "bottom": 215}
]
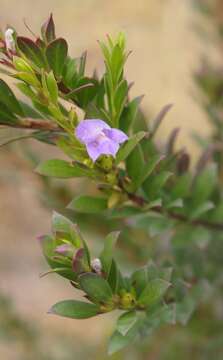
[{"left": 0, "top": 0, "right": 222, "bottom": 359}]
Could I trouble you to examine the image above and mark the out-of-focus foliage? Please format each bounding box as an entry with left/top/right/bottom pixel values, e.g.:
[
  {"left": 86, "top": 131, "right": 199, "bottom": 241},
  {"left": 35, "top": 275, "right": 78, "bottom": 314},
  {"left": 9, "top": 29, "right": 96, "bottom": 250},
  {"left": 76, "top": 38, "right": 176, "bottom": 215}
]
[
  {"left": 194, "top": 0, "right": 223, "bottom": 171},
  {"left": 0, "top": 12, "right": 223, "bottom": 357}
]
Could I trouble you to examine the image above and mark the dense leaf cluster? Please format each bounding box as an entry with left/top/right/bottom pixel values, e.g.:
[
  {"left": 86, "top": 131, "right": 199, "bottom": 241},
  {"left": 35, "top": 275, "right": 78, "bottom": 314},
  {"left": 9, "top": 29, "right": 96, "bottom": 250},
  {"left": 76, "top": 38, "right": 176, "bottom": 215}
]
[{"left": 0, "top": 14, "right": 223, "bottom": 354}]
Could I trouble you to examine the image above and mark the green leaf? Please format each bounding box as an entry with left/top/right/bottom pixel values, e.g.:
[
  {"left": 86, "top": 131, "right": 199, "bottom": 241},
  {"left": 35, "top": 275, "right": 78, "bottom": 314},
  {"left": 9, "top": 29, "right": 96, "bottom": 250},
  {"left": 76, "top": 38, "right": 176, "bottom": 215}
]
[
  {"left": 108, "top": 322, "right": 140, "bottom": 355},
  {"left": 171, "top": 174, "right": 191, "bottom": 200},
  {"left": 126, "top": 144, "right": 144, "bottom": 188},
  {"left": 68, "top": 195, "right": 107, "bottom": 213},
  {"left": 39, "top": 235, "right": 76, "bottom": 281},
  {"left": 14, "top": 72, "right": 40, "bottom": 87},
  {"left": 0, "top": 102, "right": 18, "bottom": 125},
  {"left": 143, "top": 171, "right": 172, "bottom": 200},
  {"left": 52, "top": 211, "right": 75, "bottom": 236},
  {"left": 189, "top": 201, "right": 214, "bottom": 220},
  {"left": 51, "top": 212, "right": 87, "bottom": 251},
  {"left": 49, "top": 300, "right": 100, "bottom": 319},
  {"left": 158, "top": 267, "right": 173, "bottom": 282},
  {"left": 17, "top": 37, "right": 46, "bottom": 68},
  {"left": 36, "top": 159, "right": 92, "bottom": 178},
  {"left": 131, "top": 267, "right": 148, "bottom": 297},
  {"left": 138, "top": 278, "right": 170, "bottom": 307},
  {"left": 62, "top": 57, "right": 77, "bottom": 87},
  {"left": 100, "top": 231, "right": 120, "bottom": 275},
  {"left": 72, "top": 78, "right": 98, "bottom": 108},
  {"left": 131, "top": 212, "right": 173, "bottom": 236},
  {"left": 46, "top": 71, "right": 58, "bottom": 103},
  {"left": 117, "top": 311, "right": 137, "bottom": 336},
  {"left": 176, "top": 296, "right": 196, "bottom": 325},
  {"left": 192, "top": 164, "right": 217, "bottom": 206},
  {"left": 0, "top": 80, "right": 24, "bottom": 116},
  {"left": 107, "top": 206, "right": 142, "bottom": 219},
  {"left": 107, "top": 260, "right": 121, "bottom": 293},
  {"left": 72, "top": 248, "right": 91, "bottom": 274},
  {"left": 147, "top": 261, "right": 159, "bottom": 281},
  {"left": 46, "top": 38, "right": 68, "bottom": 78},
  {"left": 133, "top": 154, "right": 164, "bottom": 189},
  {"left": 115, "top": 131, "right": 146, "bottom": 164},
  {"left": 19, "top": 101, "right": 43, "bottom": 119},
  {"left": 79, "top": 273, "right": 113, "bottom": 304},
  {"left": 41, "top": 13, "right": 56, "bottom": 43},
  {"left": 120, "top": 96, "right": 144, "bottom": 133}
]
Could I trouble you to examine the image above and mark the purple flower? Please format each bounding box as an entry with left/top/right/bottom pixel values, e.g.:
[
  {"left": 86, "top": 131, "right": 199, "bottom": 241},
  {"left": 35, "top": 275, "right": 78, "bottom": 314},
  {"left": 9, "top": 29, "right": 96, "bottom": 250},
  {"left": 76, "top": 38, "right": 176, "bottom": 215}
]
[{"left": 75, "top": 119, "right": 128, "bottom": 162}]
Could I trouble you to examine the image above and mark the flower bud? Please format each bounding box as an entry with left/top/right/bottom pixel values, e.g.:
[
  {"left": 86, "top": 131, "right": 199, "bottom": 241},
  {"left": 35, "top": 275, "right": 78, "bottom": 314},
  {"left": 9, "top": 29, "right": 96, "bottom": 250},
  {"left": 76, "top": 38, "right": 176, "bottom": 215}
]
[
  {"left": 91, "top": 258, "right": 102, "bottom": 274},
  {"left": 5, "top": 28, "right": 15, "bottom": 52},
  {"left": 98, "top": 155, "right": 114, "bottom": 171},
  {"left": 119, "top": 291, "right": 136, "bottom": 310}
]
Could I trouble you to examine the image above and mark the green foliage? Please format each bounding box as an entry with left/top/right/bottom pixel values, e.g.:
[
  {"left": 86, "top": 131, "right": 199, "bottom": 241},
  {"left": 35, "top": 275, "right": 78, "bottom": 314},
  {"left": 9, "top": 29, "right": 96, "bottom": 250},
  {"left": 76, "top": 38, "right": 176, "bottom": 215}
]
[
  {"left": 36, "top": 159, "right": 92, "bottom": 178},
  {"left": 17, "top": 37, "right": 47, "bottom": 69},
  {"left": 0, "top": 13, "right": 223, "bottom": 356},
  {"left": 69, "top": 195, "right": 108, "bottom": 213},
  {"left": 46, "top": 38, "right": 68, "bottom": 78},
  {"left": 49, "top": 300, "right": 100, "bottom": 319},
  {"left": 79, "top": 273, "right": 113, "bottom": 304}
]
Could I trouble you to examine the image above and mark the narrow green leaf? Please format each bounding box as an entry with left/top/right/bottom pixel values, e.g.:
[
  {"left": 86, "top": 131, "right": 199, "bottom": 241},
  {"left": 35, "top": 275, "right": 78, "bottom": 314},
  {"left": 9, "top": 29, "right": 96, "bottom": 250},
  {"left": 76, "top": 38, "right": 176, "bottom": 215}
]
[
  {"left": 36, "top": 159, "right": 91, "bottom": 178},
  {"left": 107, "top": 260, "right": 121, "bottom": 293},
  {"left": 46, "top": 38, "right": 68, "bottom": 78},
  {"left": 79, "top": 273, "right": 113, "bottom": 303},
  {"left": 100, "top": 231, "right": 120, "bottom": 275},
  {"left": 135, "top": 154, "right": 164, "bottom": 188},
  {"left": 143, "top": 171, "right": 172, "bottom": 200},
  {"left": 120, "top": 96, "right": 144, "bottom": 133},
  {"left": 131, "top": 267, "right": 148, "bottom": 298},
  {"left": 192, "top": 164, "right": 217, "bottom": 206},
  {"left": 115, "top": 131, "right": 146, "bottom": 164},
  {"left": 171, "top": 174, "right": 191, "bottom": 200},
  {"left": 49, "top": 300, "right": 100, "bottom": 319},
  {"left": 46, "top": 71, "right": 58, "bottom": 103},
  {"left": 126, "top": 145, "right": 144, "bottom": 188},
  {"left": 138, "top": 278, "right": 171, "bottom": 307},
  {"left": 68, "top": 195, "right": 107, "bottom": 213}
]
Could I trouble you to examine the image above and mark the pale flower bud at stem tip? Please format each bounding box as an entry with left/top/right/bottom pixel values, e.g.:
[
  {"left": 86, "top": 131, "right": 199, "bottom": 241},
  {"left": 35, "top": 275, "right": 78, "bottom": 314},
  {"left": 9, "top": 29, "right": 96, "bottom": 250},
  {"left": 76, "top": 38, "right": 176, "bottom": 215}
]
[
  {"left": 91, "top": 258, "right": 102, "bottom": 274},
  {"left": 5, "top": 28, "right": 15, "bottom": 52}
]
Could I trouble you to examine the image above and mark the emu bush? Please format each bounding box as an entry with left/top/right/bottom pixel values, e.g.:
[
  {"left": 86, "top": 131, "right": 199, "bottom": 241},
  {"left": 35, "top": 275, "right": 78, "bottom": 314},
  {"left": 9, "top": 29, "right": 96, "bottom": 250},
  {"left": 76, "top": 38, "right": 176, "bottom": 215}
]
[{"left": 0, "top": 14, "right": 223, "bottom": 356}]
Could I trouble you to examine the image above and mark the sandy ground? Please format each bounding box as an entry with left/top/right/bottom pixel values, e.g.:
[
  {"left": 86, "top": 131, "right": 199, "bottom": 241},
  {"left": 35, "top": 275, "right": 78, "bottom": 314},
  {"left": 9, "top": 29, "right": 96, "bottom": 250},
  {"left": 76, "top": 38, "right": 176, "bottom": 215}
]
[{"left": 0, "top": 0, "right": 219, "bottom": 358}]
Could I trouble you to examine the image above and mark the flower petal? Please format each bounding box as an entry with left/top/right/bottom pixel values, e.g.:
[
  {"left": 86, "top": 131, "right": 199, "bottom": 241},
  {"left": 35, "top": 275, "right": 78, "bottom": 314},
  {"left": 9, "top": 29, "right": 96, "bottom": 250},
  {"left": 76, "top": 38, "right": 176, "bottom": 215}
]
[
  {"left": 86, "top": 142, "right": 103, "bottom": 162},
  {"left": 86, "top": 138, "right": 119, "bottom": 162},
  {"left": 75, "top": 119, "right": 110, "bottom": 144},
  {"left": 103, "top": 128, "right": 128, "bottom": 144},
  {"left": 99, "top": 138, "right": 119, "bottom": 157}
]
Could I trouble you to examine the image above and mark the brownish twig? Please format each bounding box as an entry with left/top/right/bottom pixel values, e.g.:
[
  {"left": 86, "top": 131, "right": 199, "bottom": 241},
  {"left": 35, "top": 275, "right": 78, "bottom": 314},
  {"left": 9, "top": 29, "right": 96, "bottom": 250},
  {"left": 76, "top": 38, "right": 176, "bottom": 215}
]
[
  {"left": 0, "top": 118, "right": 61, "bottom": 131},
  {"left": 120, "top": 180, "right": 223, "bottom": 231}
]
